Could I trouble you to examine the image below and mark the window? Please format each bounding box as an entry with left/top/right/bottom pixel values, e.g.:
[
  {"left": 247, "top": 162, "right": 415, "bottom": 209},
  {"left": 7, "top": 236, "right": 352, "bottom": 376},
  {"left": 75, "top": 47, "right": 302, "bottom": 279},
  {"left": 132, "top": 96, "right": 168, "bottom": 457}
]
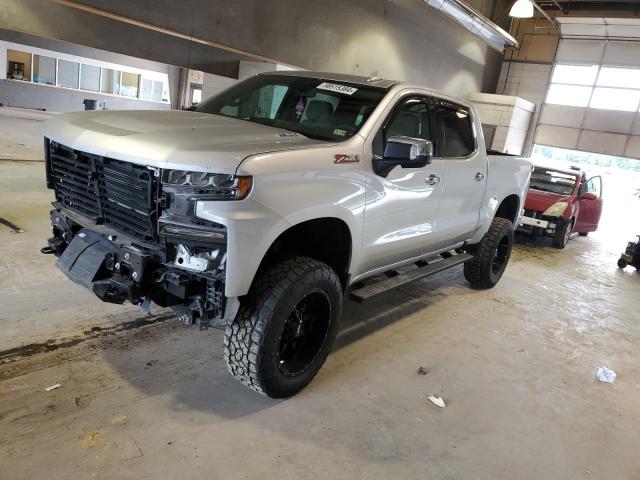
[
  {"left": 120, "top": 72, "right": 140, "bottom": 98},
  {"left": 547, "top": 84, "right": 592, "bottom": 108},
  {"left": 80, "top": 64, "right": 100, "bottom": 92},
  {"left": 140, "top": 78, "right": 153, "bottom": 101},
  {"left": 587, "top": 176, "right": 602, "bottom": 197},
  {"left": 434, "top": 104, "right": 475, "bottom": 157},
  {"left": 3, "top": 44, "right": 171, "bottom": 103},
  {"left": 551, "top": 64, "right": 599, "bottom": 86},
  {"left": 547, "top": 63, "right": 640, "bottom": 112},
  {"left": 597, "top": 67, "right": 640, "bottom": 89},
  {"left": 32, "top": 55, "right": 56, "bottom": 85},
  {"left": 57, "top": 59, "right": 79, "bottom": 89},
  {"left": 6, "top": 50, "right": 31, "bottom": 81},
  {"left": 590, "top": 87, "right": 640, "bottom": 112},
  {"left": 385, "top": 98, "right": 431, "bottom": 141},
  {"left": 198, "top": 75, "right": 386, "bottom": 141},
  {"left": 101, "top": 68, "right": 121, "bottom": 95},
  {"left": 530, "top": 168, "right": 577, "bottom": 195}
]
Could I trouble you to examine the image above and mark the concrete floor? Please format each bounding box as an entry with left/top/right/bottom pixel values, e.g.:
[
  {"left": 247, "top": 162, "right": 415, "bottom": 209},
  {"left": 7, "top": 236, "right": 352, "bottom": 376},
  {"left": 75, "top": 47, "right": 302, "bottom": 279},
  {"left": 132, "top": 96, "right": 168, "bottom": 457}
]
[{"left": 2, "top": 160, "right": 640, "bottom": 479}]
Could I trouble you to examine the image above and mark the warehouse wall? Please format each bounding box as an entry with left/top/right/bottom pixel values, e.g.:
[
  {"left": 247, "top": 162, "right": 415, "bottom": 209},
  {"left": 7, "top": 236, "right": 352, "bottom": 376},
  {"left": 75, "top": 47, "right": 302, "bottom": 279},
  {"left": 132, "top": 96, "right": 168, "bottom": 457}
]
[{"left": 0, "top": 0, "right": 509, "bottom": 99}]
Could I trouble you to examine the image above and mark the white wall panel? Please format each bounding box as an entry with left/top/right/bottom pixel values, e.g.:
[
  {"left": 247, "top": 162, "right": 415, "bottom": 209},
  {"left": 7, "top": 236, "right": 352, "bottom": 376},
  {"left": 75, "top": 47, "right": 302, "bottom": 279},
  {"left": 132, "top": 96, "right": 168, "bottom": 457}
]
[
  {"left": 536, "top": 125, "right": 580, "bottom": 149},
  {"left": 577, "top": 130, "right": 627, "bottom": 156},
  {"left": 583, "top": 109, "right": 635, "bottom": 134},
  {"left": 604, "top": 41, "right": 640, "bottom": 67},
  {"left": 632, "top": 115, "right": 640, "bottom": 136},
  {"left": 556, "top": 39, "right": 605, "bottom": 63},
  {"left": 540, "top": 104, "right": 586, "bottom": 128},
  {"left": 625, "top": 136, "right": 640, "bottom": 159}
]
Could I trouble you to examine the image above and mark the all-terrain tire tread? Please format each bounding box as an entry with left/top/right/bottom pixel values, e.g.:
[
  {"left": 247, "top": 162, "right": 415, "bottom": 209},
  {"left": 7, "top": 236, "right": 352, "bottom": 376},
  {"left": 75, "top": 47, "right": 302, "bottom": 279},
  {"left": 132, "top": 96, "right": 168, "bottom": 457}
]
[
  {"left": 464, "top": 217, "right": 513, "bottom": 290},
  {"left": 223, "top": 255, "right": 340, "bottom": 396}
]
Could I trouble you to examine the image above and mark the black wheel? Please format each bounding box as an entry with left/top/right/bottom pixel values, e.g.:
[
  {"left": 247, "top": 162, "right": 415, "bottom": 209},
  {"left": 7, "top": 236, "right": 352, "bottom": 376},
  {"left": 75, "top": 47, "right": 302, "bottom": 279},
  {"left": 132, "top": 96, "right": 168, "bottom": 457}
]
[
  {"left": 579, "top": 232, "right": 589, "bottom": 237},
  {"left": 224, "top": 256, "right": 342, "bottom": 398},
  {"left": 553, "top": 219, "right": 573, "bottom": 248},
  {"left": 617, "top": 258, "right": 628, "bottom": 269},
  {"left": 464, "top": 217, "right": 514, "bottom": 290}
]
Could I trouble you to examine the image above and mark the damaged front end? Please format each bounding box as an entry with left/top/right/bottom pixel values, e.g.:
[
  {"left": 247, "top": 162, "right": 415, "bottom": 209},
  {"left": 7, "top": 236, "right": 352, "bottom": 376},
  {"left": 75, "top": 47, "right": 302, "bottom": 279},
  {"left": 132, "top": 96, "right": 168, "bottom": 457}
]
[{"left": 42, "top": 139, "right": 241, "bottom": 329}]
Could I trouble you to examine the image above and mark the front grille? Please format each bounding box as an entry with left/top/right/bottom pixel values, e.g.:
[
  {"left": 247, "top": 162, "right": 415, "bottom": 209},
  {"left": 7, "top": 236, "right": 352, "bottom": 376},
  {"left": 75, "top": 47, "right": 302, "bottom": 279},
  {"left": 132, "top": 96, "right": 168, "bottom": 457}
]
[
  {"left": 49, "top": 141, "right": 159, "bottom": 242},
  {"left": 524, "top": 209, "right": 540, "bottom": 219}
]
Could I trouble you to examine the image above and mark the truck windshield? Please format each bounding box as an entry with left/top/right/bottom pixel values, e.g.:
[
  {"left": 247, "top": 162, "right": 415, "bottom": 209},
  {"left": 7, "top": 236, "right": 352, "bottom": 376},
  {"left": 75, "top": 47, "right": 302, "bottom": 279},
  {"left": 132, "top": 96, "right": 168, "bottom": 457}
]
[
  {"left": 197, "top": 74, "right": 387, "bottom": 141},
  {"left": 529, "top": 167, "right": 577, "bottom": 195}
]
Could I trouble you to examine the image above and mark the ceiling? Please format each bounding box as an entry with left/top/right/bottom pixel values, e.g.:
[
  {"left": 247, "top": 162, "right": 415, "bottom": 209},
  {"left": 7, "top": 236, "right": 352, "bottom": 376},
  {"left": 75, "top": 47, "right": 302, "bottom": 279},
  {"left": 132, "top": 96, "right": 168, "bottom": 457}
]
[{"left": 538, "top": 1, "right": 640, "bottom": 13}]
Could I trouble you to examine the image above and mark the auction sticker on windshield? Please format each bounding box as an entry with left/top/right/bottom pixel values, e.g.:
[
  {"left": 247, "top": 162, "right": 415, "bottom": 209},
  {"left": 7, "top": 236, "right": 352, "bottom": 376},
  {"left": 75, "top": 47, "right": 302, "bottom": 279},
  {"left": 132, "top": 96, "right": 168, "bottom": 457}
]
[{"left": 317, "top": 82, "right": 358, "bottom": 95}]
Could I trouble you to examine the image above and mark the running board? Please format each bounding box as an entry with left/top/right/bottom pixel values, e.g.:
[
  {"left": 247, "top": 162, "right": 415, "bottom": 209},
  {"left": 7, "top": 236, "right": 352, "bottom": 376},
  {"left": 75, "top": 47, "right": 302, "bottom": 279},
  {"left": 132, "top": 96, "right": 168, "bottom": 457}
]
[{"left": 349, "top": 253, "right": 473, "bottom": 303}]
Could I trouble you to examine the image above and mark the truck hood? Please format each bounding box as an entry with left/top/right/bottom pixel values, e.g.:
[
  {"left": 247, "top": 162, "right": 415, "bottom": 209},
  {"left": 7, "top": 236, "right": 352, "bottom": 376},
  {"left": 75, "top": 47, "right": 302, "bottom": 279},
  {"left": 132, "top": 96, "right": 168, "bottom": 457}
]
[
  {"left": 525, "top": 188, "right": 572, "bottom": 213},
  {"left": 41, "top": 110, "right": 332, "bottom": 174}
]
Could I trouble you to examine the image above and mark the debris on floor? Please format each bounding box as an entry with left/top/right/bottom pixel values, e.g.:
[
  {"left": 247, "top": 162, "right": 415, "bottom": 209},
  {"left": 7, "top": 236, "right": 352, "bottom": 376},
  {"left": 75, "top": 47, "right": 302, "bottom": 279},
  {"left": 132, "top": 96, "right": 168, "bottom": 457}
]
[
  {"left": 417, "top": 366, "right": 429, "bottom": 375},
  {"left": 45, "top": 383, "right": 62, "bottom": 392},
  {"left": 597, "top": 367, "right": 617, "bottom": 384},
  {"left": 428, "top": 395, "right": 446, "bottom": 408},
  {"left": 80, "top": 431, "right": 104, "bottom": 448}
]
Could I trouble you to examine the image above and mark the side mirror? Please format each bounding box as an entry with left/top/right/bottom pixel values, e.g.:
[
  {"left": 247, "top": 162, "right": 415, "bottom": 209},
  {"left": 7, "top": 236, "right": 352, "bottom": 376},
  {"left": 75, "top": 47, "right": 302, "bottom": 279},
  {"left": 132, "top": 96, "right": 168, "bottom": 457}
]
[
  {"left": 373, "top": 136, "right": 433, "bottom": 177},
  {"left": 582, "top": 192, "right": 597, "bottom": 201}
]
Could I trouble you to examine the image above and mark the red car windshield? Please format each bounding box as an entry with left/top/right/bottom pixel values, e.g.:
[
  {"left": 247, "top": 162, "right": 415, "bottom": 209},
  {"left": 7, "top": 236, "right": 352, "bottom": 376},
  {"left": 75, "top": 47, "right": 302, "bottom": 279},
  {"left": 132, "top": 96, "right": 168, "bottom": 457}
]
[{"left": 529, "top": 168, "right": 577, "bottom": 195}]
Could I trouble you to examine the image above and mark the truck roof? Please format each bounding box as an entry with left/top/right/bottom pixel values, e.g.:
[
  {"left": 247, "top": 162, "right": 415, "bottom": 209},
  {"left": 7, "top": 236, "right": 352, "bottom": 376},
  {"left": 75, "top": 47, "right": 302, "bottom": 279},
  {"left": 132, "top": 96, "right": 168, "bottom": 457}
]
[
  {"left": 257, "top": 71, "right": 474, "bottom": 109},
  {"left": 257, "top": 70, "right": 401, "bottom": 90}
]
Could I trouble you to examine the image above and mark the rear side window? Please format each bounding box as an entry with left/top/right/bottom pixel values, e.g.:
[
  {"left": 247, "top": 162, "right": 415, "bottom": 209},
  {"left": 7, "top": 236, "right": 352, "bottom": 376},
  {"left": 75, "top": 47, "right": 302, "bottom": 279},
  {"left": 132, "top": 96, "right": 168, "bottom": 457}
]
[{"left": 433, "top": 103, "right": 475, "bottom": 158}]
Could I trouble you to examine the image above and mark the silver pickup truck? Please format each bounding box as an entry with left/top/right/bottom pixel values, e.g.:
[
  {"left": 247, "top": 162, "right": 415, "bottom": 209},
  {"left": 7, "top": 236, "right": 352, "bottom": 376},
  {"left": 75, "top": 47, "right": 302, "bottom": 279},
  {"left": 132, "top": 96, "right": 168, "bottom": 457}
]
[{"left": 42, "top": 71, "right": 531, "bottom": 397}]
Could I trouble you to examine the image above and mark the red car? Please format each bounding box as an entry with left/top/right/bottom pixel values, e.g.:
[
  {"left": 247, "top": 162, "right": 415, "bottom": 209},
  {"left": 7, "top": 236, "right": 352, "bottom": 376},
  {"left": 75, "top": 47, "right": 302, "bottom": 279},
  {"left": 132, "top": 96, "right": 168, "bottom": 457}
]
[{"left": 519, "top": 165, "right": 603, "bottom": 248}]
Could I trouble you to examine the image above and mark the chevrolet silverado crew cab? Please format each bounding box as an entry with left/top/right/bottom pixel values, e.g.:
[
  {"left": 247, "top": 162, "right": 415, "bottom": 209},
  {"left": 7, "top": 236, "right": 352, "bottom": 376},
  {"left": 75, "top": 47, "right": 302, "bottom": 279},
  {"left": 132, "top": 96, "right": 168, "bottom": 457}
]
[
  {"left": 519, "top": 164, "right": 603, "bottom": 248},
  {"left": 41, "top": 71, "right": 531, "bottom": 398}
]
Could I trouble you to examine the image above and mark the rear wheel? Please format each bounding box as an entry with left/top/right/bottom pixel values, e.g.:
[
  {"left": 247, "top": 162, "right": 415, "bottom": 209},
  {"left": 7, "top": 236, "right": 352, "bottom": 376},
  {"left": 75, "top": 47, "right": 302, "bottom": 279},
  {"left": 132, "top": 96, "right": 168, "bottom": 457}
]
[
  {"left": 224, "top": 256, "right": 342, "bottom": 398},
  {"left": 553, "top": 219, "right": 573, "bottom": 249},
  {"left": 464, "top": 217, "right": 514, "bottom": 289},
  {"left": 579, "top": 232, "right": 589, "bottom": 237}
]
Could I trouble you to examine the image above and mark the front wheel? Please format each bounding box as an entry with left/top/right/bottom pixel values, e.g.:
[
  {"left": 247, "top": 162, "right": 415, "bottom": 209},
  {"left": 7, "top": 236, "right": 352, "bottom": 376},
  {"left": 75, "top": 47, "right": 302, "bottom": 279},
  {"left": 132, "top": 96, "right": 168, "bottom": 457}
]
[
  {"left": 617, "top": 258, "right": 628, "bottom": 269},
  {"left": 464, "top": 217, "right": 514, "bottom": 290},
  {"left": 224, "top": 256, "right": 342, "bottom": 398},
  {"left": 553, "top": 219, "right": 573, "bottom": 248}
]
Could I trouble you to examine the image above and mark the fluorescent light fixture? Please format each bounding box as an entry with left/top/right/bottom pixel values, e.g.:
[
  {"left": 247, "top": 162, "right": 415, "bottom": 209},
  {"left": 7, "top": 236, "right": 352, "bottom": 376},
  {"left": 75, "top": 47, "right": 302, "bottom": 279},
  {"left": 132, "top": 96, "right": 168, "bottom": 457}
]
[{"left": 510, "top": 0, "right": 534, "bottom": 18}]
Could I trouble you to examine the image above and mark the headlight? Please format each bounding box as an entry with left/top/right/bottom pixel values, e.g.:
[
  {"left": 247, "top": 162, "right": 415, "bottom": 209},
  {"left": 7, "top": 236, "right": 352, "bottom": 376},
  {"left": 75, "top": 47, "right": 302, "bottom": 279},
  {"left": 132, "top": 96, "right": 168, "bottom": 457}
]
[
  {"left": 162, "top": 170, "right": 252, "bottom": 200},
  {"left": 543, "top": 202, "right": 568, "bottom": 217}
]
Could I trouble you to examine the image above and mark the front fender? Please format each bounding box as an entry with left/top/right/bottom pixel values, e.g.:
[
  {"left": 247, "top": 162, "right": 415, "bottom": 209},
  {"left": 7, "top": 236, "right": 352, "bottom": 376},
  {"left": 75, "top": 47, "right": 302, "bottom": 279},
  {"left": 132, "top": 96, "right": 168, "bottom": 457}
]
[{"left": 194, "top": 199, "right": 291, "bottom": 297}]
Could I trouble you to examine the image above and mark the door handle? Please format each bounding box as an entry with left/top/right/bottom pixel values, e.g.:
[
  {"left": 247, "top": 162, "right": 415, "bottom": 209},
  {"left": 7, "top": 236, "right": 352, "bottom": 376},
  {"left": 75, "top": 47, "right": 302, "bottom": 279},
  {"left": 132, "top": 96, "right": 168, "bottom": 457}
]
[
  {"left": 426, "top": 174, "right": 440, "bottom": 185},
  {"left": 474, "top": 172, "right": 485, "bottom": 182}
]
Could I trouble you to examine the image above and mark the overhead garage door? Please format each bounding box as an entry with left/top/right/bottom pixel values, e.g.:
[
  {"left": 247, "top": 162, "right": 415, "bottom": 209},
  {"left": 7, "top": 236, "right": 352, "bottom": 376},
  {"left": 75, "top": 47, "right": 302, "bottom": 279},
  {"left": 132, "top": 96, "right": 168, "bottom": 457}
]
[{"left": 535, "top": 33, "right": 640, "bottom": 160}]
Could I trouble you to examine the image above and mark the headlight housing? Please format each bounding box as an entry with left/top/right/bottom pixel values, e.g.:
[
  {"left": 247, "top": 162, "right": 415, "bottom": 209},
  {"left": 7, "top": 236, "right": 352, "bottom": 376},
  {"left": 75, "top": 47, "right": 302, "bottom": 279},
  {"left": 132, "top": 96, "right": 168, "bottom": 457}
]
[
  {"left": 162, "top": 170, "right": 252, "bottom": 200},
  {"left": 543, "top": 201, "right": 568, "bottom": 217}
]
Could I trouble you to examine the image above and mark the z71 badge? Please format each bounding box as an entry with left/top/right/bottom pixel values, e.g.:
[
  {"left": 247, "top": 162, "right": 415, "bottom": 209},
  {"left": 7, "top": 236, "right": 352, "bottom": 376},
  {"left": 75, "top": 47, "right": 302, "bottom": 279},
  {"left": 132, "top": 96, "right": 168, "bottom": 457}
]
[{"left": 334, "top": 154, "right": 360, "bottom": 164}]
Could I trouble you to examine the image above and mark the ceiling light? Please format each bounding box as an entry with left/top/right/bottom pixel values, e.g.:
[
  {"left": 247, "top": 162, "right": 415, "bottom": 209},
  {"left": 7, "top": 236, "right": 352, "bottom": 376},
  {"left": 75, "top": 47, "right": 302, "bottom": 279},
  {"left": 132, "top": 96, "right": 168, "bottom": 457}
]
[{"left": 509, "top": 0, "right": 534, "bottom": 18}]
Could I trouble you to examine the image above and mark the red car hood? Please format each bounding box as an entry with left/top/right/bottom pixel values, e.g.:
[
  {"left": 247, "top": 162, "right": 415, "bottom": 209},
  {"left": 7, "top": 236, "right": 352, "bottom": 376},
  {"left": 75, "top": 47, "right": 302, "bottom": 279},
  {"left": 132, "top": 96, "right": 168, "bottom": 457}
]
[{"left": 525, "top": 188, "right": 572, "bottom": 213}]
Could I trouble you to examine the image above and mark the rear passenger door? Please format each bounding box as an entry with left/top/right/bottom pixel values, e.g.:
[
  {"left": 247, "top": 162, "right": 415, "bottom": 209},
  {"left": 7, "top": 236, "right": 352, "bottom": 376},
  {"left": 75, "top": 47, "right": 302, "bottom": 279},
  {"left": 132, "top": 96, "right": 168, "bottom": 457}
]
[{"left": 431, "top": 101, "right": 487, "bottom": 245}]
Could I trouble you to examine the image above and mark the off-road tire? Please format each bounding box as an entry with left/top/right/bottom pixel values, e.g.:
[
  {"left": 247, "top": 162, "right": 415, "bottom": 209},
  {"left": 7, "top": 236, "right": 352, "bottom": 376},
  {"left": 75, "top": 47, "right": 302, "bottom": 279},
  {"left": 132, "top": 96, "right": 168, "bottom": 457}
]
[
  {"left": 553, "top": 219, "right": 573, "bottom": 249},
  {"left": 464, "top": 217, "right": 514, "bottom": 290},
  {"left": 617, "top": 258, "right": 628, "bottom": 269},
  {"left": 579, "top": 232, "right": 589, "bottom": 237},
  {"left": 224, "top": 256, "right": 342, "bottom": 398}
]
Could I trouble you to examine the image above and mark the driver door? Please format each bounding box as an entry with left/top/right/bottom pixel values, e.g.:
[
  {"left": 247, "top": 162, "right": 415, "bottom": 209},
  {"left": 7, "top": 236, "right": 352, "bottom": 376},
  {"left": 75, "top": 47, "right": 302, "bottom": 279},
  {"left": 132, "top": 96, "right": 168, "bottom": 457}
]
[
  {"left": 576, "top": 176, "right": 603, "bottom": 232},
  {"left": 359, "top": 95, "right": 445, "bottom": 275}
]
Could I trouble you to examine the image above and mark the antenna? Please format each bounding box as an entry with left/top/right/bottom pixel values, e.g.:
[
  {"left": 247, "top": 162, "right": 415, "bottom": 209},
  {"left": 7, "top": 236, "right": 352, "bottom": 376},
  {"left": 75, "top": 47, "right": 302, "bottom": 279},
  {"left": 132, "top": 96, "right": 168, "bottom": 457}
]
[{"left": 366, "top": 71, "right": 383, "bottom": 82}]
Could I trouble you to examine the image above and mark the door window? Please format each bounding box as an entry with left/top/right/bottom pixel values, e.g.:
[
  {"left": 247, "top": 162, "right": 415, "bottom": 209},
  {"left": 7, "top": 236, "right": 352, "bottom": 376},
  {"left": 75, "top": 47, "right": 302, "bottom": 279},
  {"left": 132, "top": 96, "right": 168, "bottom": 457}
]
[
  {"left": 433, "top": 103, "right": 475, "bottom": 158},
  {"left": 587, "top": 176, "right": 602, "bottom": 197},
  {"left": 384, "top": 97, "right": 431, "bottom": 142}
]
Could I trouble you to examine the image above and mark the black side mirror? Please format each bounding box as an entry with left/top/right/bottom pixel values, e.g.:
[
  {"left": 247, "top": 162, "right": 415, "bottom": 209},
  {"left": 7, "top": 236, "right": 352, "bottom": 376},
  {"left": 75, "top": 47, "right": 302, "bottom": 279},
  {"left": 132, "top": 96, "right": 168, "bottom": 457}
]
[{"left": 373, "top": 136, "right": 433, "bottom": 177}]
